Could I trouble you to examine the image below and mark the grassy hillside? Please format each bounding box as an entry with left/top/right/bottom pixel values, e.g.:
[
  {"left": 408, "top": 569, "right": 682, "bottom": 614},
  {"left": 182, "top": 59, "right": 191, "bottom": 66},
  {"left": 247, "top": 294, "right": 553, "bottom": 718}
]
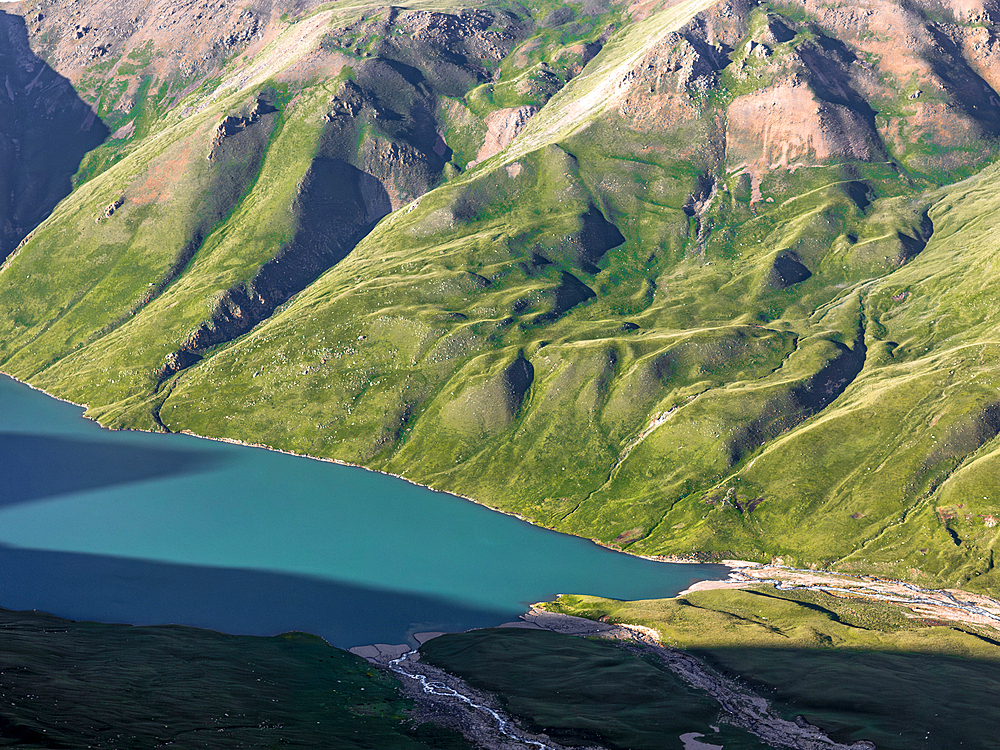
[{"left": 2, "top": 0, "right": 1000, "bottom": 591}]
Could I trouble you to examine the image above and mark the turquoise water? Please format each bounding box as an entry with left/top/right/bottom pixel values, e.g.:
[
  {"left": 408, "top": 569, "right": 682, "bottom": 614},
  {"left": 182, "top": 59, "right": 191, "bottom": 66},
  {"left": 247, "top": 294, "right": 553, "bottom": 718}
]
[{"left": 0, "top": 375, "right": 726, "bottom": 647}]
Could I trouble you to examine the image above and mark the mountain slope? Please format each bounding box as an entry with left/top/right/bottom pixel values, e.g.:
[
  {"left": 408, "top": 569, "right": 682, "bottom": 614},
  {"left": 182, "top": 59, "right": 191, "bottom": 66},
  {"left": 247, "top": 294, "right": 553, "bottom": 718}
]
[{"left": 3, "top": 0, "right": 1000, "bottom": 592}]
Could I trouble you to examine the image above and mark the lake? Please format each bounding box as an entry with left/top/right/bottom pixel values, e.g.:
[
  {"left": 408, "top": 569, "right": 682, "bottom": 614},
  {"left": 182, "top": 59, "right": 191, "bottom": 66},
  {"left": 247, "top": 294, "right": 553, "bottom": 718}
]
[{"left": 0, "top": 375, "right": 727, "bottom": 648}]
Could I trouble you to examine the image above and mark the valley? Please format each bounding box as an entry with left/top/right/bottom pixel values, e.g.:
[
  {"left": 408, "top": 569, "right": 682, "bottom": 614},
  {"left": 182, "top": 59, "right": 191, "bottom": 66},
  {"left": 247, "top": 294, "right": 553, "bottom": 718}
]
[{"left": 1, "top": 0, "right": 1000, "bottom": 746}]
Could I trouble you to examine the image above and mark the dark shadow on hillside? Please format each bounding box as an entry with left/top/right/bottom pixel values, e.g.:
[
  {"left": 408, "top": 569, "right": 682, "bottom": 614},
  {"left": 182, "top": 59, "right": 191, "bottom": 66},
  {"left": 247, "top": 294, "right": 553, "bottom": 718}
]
[
  {"left": 0, "top": 545, "right": 517, "bottom": 649},
  {"left": 728, "top": 323, "right": 867, "bottom": 466},
  {"left": 692, "top": 646, "right": 1000, "bottom": 750},
  {"left": 422, "top": 629, "right": 1000, "bottom": 750},
  {"left": 158, "top": 157, "right": 392, "bottom": 384},
  {"left": 0, "top": 608, "right": 468, "bottom": 750},
  {"left": 0, "top": 12, "right": 109, "bottom": 260},
  {"left": 0, "top": 433, "right": 222, "bottom": 505},
  {"left": 420, "top": 628, "right": 766, "bottom": 750}
]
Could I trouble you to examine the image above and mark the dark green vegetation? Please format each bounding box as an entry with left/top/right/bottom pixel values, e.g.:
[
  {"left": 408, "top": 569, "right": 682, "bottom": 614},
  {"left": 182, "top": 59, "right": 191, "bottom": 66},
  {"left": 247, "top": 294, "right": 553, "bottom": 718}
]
[
  {"left": 697, "top": 648, "right": 1000, "bottom": 750},
  {"left": 0, "top": 607, "right": 468, "bottom": 749},
  {"left": 545, "top": 588, "right": 1000, "bottom": 749},
  {"left": 424, "top": 618, "right": 1000, "bottom": 750},
  {"left": 4, "top": 0, "right": 1000, "bottom": 592},
  {"left": 532, "top": 587, "right": 1000, "bottom": 750},
  {"left": 420, "top": 627, "right": 770, "bottom": 749}
]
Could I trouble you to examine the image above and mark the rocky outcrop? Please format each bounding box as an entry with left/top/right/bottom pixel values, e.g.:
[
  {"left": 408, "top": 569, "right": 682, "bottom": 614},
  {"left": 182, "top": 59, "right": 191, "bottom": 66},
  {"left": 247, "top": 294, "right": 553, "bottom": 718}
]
[
  {"left": 96, "top": 196, "right": 125, "bottom": 222},
  {"left": 208, "top": 97, "right": 278, "bottom": 161},
  {"left": 781, "top": 0, "right": 1000, "bottom": 175},
  {"left": 612, "top": 0, "right": 1000, "bottom": 188},
  {"left": 617, "top": 30, "right": 725, "bottom": 133},
  {"left": 322, "top": 7, "right": 529, "bottom": 96}
]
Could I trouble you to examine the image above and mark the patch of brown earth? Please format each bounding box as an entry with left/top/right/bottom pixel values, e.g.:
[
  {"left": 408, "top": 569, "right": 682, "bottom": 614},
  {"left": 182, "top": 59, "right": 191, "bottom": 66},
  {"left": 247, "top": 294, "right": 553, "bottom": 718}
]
[
  {"left": 726, "top": 78, "right": 883, "bottom": 201},
  {"left": 127, "top": 140, "right": 196, "bottom": 206},
  {"left": 469, "top": 105, "right": 539, "bottom": 167},
  {"left": 609, "top": 0, "right": 1000, "bottom": 185},
  {"left": 616, "top": 32, "right": 717, "bottom": 131},
  {"left": 783, "top": 0, "right": 1000, "bottom": 170},
  {"left": 6, "top": 0, "right": 316, "bottom": 90}
]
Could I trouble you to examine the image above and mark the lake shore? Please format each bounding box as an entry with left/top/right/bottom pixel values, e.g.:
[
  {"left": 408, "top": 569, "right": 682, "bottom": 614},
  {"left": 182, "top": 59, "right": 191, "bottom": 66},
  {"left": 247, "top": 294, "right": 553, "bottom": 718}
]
[
  {"left": 10, "top": 370, "right": 1000, "bottom": 641},
  {"left": 16, "top": 372, "right": 1000, "bottom": 639},
  {"left": 0, "top": 371, "right": 732, "bottom": 577}
]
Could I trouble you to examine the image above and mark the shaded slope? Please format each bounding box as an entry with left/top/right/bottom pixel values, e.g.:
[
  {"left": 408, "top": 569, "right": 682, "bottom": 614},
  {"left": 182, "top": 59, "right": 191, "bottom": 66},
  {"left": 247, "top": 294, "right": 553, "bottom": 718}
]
[
  {"left": 0, "top": 607, "right": 468, "bottom": 750},
  {"left": 0, "top": 11, "right": 109, "bottom": 260},
  {"left": 159, "top": 156, "right": 391, "bottom": 381},
  {"left": 546, "top": 587, "right": 1000, "bottom": 750},
  {"left": 0, "top": 90, "right": 281, "bottom": 387},
  {"left": 420, "top": 628, "right": 766, "bottom": 750}
]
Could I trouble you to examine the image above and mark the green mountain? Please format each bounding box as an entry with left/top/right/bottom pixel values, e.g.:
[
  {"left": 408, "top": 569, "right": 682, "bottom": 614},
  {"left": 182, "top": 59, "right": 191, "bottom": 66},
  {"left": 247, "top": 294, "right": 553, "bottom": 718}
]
[{"left": 3, "top": 0, "right": 1000, "bottom": 592}]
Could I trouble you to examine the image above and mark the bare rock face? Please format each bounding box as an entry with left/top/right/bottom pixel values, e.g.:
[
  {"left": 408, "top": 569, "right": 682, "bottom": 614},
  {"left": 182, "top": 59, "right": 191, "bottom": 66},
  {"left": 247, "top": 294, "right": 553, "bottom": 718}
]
[
  {"left": 616, "top": 29, "right": 727, "bottom": 134},
  {"left": 322, "top": 6, "right": 528, "bottom": 97},
  {"left": 932, "top": 0, "right": 1000, "bottom": 23},
  {"left": 208, "top": 97, "right": 279, "bottom": 160},
  {"left": 96, "top": 196, "right": 125, "bottom": 222},
  {"left": 469, "top": 106, "right": 539, "bottom": 166},
  {"left": 781, "top": 0, "right": 1000, "bottom": 174},
  {"left": 606, "top": 0, "right": 1000, "bottom": 186},
  {"left": 726, "top": 79, "right": 885, "bottom": 200},
  {"left": 398, "top": 9, "right": 519, "bottom": 67},
  {"left": 15, "top": 0, "right": 298, "bottom": 87}
]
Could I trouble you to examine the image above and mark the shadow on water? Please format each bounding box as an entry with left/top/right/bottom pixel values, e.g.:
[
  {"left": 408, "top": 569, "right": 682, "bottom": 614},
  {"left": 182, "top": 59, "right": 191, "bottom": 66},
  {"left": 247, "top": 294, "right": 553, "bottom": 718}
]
[
  {"left": 0, "top": 11, "right": 109, "bottom": 260},
  {"left": 0, "top": 545, "right": 517, "bottom": 648},
  {"left": 0, "top": 432, "right": 223, "bottom": 506}
]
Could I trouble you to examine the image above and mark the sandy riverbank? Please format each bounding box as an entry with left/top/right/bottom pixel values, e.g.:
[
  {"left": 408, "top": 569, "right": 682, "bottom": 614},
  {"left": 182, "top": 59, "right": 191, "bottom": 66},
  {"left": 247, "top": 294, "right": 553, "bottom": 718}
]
[{"left": 680, "top": 560, "right": 1000, "bottom": 633}]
